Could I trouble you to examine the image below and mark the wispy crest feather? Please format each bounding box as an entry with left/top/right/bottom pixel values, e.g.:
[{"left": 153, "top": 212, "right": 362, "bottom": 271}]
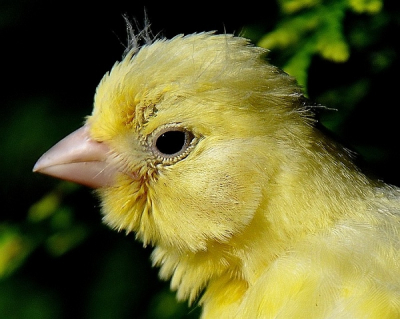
[{"left": 122, "top": 13, "right": 157, "bottom": 58}]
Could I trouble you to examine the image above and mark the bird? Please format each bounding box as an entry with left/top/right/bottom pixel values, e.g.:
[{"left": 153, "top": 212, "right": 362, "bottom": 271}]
[{"left": 33, "top": 22, "right": 400, "bottom": 318}]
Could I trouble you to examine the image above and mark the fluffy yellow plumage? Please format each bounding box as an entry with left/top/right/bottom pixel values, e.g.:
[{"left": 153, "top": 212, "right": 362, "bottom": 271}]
[{"left": 34, "top": 27, "right": 400, "bottom": 318}]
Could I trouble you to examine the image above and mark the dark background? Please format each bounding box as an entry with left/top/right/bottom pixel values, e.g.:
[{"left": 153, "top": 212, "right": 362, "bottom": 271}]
[{"left": 1, "top": 1, "right": 399, "bottom": 318}]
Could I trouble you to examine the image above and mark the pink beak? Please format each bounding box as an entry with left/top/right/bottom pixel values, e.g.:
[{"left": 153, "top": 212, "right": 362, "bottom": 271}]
[{"left": 33, "top": 125, "right": 117, "bottom": 188}]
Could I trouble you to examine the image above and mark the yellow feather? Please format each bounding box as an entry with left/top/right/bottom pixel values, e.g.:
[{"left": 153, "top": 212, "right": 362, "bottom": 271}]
[{"left": 38, "top": 30, "right": 400, "bottom": 318}]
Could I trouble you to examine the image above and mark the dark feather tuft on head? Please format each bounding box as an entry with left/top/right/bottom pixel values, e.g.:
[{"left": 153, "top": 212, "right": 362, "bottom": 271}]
[{"left": 122, "top": 12, "right": 158, "bottom": 58}]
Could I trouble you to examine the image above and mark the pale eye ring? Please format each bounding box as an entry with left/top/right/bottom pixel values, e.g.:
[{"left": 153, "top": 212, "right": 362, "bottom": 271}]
[{"left": 151, "top": 126, "right": 195, "bottom": 160}]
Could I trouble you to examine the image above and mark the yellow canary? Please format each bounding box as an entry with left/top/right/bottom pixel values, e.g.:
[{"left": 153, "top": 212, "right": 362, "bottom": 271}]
[{"left": 34, "top": 27, "right": 400, "bottom": 318}]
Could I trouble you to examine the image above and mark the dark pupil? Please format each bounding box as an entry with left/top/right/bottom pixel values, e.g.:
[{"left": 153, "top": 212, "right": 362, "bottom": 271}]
[{"left": 156, "top": 131, "right": 186, "bottom": 155}]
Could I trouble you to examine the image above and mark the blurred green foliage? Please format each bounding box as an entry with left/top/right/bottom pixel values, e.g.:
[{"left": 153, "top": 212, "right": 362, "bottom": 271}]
[
  {"left": 1, "top": 0, "right": 400, "bottom": 318},
  {"left": 259, "top": 0, "right": 383, "bottom": 88}
]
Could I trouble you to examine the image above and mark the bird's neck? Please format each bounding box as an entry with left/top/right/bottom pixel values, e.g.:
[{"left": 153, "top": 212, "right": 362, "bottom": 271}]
[{"left": 150, "top": 205, "right": 292, "bottom": 312}]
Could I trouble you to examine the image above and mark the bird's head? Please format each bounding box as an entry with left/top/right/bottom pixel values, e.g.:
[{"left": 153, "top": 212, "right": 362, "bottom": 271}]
[{"left": 34, "top": 32, "right": 313, "bottom": 254}]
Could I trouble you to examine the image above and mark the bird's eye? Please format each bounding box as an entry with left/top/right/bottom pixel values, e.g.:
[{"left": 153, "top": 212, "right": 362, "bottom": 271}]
[
  {"left": 156, "top": 131, "right": 187, "bottom": 155},
  {"left": 152, "top": 127, "right": 195, "bottom": 161}
]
